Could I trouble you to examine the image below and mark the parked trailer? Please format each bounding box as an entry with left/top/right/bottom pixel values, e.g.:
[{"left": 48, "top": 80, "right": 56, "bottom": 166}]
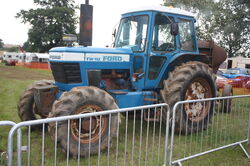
[
  {"left": 24, "top": 53, "right": 49, "bottom": 63},
  {"left": 24, "top": 53, "right": 38, "bottom": 63},
  {"left": 3, "top": 52, "right": 19, "bottom": 66},
  {"left": 17, "top": 53, "right": 50, "bottom": 70},
  {"left": 36, "top": 53, "right": 49, "bottom": 63},
  {"left": 17, "top": 53, "right": 26, "bottom": 63}
]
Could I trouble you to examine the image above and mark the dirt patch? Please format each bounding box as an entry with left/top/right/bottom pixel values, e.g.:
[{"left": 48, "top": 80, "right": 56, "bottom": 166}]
[{"left": 0, "top": 65, "right": 53, "bottom": 80}]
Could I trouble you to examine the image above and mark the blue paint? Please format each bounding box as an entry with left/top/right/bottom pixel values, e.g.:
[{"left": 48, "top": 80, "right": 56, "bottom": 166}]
[
  {"left": 50, "top": 46, "right": 132, "bottom": 54},
  {"left": 111, "top": 91, "right": 156, "bottom": 108}
]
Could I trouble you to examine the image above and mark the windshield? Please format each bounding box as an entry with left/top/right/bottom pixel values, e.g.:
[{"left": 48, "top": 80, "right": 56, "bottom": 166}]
[{"left": 114, "top": 15, "right": 149, "bottom": 52}]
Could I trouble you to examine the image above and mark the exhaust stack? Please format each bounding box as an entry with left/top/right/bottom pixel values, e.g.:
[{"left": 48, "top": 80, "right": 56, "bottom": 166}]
[{"left": 79, "top": 0, "right": 93, "bottom": 46}]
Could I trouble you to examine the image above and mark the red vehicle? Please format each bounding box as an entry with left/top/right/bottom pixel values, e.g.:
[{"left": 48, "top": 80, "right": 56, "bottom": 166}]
[
  {"left": 223, "top": 68, "right": 250, "bottom": 88},
  {"left": 216, "top": 75, "right": 229, "bottom": 89},
  {"left": 244, "top": 80, "right": 250, "bottom": 90},
  {"left": 227, "top": 76, "right": 249, "bottom": 88},
  {"left": 216, "top": 70, "right": 230, "bottom": 89}
]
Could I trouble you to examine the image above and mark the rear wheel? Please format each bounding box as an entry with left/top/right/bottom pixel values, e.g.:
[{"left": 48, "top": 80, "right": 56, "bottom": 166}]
[
  {"left": 48, "top": 86, "right": 119, "bottom": 157},
  {"left": 160, "top": 62, "right": 216, "bottom": 133}
]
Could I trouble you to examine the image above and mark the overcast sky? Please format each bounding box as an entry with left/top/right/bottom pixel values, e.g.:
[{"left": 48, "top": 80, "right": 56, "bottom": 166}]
[{"left": 0, "top": 0, "right": 163, "bottom": 47}]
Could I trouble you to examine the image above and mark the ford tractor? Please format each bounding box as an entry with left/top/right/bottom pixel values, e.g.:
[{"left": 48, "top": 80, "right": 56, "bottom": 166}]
[{"left": 18, "top": 5, "right": 227, "bottom": 157}]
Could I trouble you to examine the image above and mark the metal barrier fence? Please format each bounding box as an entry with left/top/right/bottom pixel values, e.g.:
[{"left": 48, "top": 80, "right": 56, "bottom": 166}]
[
  {"left": 2, "top": 95, "right": 250, "bottom": 166},
  {"left": 7, "top": 104, "right": 169, "bottom": 166},
  {"left": 169, "top": 95, "right": 250, "bottom": 166}
]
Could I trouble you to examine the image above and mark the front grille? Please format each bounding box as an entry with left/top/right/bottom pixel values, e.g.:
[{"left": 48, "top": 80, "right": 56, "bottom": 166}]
[{"left": 50, "top": 62, "right": 82, "bottom": 84}]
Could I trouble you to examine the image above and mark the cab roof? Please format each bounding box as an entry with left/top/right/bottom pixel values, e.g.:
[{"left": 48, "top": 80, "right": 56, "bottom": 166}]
[{"left": 123, "top": 6, "right": 195, "bottom": 18}]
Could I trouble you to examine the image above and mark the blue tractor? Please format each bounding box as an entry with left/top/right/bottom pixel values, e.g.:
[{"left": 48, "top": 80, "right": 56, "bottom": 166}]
[{"left": 18, "top": 6, "right": 227, "bottom": 156}]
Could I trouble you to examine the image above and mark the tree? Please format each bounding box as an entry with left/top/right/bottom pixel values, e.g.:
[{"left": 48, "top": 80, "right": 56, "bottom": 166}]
[
  {"left": 213, "top": 0, "right": 250, "bottom": 57},
  {"left": 17, "top": 0, "right": 77, "bottom": 53},
  {"left": 5, "top": 47, "right": 19, "bottom": 52},
  {"left": 0, "top": 38, "right": 3, "bottom": 49},
  {"left": 164, "top": 0, "right": 250, "bottom": 57}
]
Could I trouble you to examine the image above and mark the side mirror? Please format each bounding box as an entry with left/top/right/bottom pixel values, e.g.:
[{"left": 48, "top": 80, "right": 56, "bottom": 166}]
[
  {"left": 171, "top": 23, "right": 178, "bottom": 36},
  {"left": 112, "top": 28, "right": 117, "bottom": 38}
]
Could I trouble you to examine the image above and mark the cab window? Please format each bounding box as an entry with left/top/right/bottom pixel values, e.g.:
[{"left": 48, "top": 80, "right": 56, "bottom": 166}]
[
  {"left": 179, "top": 19, "right": 196, "bottom": 51},
  {"left": 152, "top": 14, "right": 175, "bottom": 52},
  {"left": 114, "top": 15, "right": 148, "bottom": 52}
]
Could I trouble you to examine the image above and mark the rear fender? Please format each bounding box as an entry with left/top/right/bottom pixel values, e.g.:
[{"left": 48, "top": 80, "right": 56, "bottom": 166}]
[{"left": 159, "top": 54, "right": 210, "bottom": 88}]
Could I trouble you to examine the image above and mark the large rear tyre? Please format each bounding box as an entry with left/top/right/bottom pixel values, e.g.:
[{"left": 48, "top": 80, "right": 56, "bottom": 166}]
[
  {"left": 48, "top": 86, "right": 119, "bottom": 157},
  {"left": 17, "top": 80, "right": 53, "bottom": 122},
  {"left": 160, "top": 62, "right": 216, "bottom": 133}
]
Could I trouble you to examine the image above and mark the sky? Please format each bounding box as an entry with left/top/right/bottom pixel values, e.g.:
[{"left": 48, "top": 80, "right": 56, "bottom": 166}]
[{"left": 0, "top": 0, "right": 163, "bottom": 47}]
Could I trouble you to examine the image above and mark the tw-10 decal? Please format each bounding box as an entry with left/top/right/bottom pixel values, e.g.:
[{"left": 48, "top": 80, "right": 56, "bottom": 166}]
[{"left": 49, "top": 52, "right": 130, "bottom": 62}]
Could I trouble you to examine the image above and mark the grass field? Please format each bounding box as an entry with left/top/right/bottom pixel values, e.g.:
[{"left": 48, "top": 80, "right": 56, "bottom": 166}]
[{"left": 0, "top": 63, "right": 250, "bottom": 166}]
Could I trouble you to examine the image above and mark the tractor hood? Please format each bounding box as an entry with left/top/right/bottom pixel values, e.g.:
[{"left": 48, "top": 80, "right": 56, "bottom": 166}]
[{"left": 49, "top": 46, "right": 132, "bottom": 62}]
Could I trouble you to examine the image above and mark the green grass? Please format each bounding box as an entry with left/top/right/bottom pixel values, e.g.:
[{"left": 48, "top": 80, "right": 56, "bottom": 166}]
[{"left": 0, "top": 63, "right": 250, "bottom": 166}]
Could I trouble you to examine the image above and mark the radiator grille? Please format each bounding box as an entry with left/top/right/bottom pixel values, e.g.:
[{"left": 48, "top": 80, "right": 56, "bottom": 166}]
[{"left": 50, "top": 62, "right": 82, "bottom": 84}]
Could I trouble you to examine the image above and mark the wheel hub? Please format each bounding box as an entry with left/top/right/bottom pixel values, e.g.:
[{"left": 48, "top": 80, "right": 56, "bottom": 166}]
[
  {"left": 185, "top": 79, "right": 212, "bottom": 122},
  {"left": 70, "top": 104, "right": 107, "bottom": 144},
  {"left": 81, "top": 117, "right": 97, "bottom": 132}
]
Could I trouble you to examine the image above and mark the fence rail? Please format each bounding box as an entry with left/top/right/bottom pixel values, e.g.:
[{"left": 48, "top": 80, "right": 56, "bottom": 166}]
[{"left": 1, "top": 95, "right": 250, "bottom": 166}]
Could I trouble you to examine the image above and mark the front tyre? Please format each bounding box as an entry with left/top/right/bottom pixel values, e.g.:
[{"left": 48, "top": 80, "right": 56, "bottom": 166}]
[
  {"left": 160, "top": 62, "right": 216, "bottom": 133},
  {"left": 48, "top": 86, "right": 119, "bottom": 157}
]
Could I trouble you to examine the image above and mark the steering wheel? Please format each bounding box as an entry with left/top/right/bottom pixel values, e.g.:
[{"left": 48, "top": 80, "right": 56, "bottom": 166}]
[{"left": 157, "top": 43, "right": 174, "bottom": 52}]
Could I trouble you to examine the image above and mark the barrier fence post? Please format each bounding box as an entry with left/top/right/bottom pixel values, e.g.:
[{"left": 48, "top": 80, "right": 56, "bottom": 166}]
[
  {"left": 17, "top": 129, "right": 22, "bottom": 166},
  {"left": 163, "top": 110, "right": 170, "bottom": 166},
  {"left": 0, "top": 121, "right": 19, "bottom": 166},
  {"left": 248, "top": 111, "right": 250, "bottom": 145}
]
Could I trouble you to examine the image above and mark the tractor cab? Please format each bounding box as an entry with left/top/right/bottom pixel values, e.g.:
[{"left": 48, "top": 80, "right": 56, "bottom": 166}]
[{"left": 114, "top": 6, "right": 197, "bottom": 91}]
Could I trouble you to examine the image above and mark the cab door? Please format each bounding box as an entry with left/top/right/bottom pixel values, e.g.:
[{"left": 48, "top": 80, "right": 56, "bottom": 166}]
[
  {"left": 145, "top": 13, "right": 177, "bottom": 89},
  {"left": 114, "top": 14, "right": 151, "bottom": 91}
]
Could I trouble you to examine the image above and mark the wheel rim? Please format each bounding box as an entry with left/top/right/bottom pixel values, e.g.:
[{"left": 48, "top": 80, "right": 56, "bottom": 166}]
[
  {"left": 184, "top": 78, "right": 212, "bottom": 122},
  {"left": 70, "top": 104, "right": 108, "bottom": 144}
]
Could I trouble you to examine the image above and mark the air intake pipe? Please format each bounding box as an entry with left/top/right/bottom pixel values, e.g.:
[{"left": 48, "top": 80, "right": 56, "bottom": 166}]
[{"left": 79, "top": 0, "right": 93, "bottom": 46}]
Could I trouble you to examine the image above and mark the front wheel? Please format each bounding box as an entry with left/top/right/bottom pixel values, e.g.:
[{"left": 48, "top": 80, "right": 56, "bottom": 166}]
[
  {"left": 160, "top": 62, "right": 216, "bottom": 133},
  {"left": 17, "top": 80, "right": 54, "bottom": 121},
  {"left": 48, "top": 86, "right": 119, "bottom": 157}
]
